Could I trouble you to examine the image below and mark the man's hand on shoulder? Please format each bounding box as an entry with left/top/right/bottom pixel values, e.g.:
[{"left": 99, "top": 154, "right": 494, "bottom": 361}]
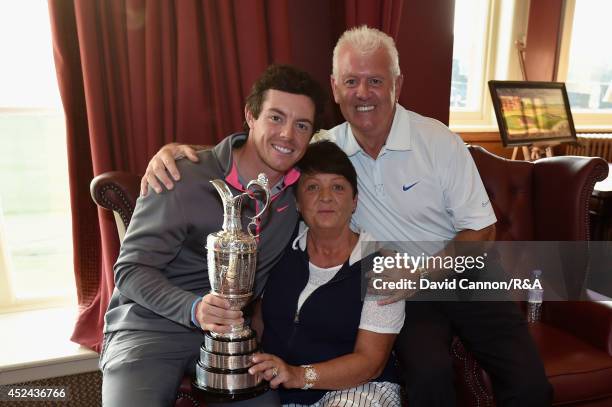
[
  {"left": 366, "top": 266, "right": 420, "bottom": 305},
  {"left": 195, "top": 294, "right": 244, "bottom": 333},
  {"left": 140, "top": 143, "right": 200, "bottom": 196}
]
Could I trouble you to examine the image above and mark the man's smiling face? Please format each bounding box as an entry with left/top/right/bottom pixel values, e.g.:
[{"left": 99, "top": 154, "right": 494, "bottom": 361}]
[
  {"left": 331, "top": 45, "right": 403, "bottom": 141},
  {"left": 245, "top": 89, "right": 315, "bottom": 178}
]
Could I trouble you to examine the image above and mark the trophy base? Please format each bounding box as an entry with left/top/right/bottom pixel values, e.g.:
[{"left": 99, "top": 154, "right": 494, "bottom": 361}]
[
  {"left": 203, "top": 331, "right": 258, "bottom": 356},
  {"left": 194, "top": 330, "right": 266, "bottom": 402},
  {"left": 191, "top": 379, "right": 269, "bottom": 403}
]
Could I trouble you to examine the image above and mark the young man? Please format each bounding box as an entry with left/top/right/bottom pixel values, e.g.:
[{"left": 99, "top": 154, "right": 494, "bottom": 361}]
[
  {"left": 143, "top": 27, "right": 551, "bottom": 406},
  {"left": 101, "top": 64, "right": 325, "bottom": 406}
]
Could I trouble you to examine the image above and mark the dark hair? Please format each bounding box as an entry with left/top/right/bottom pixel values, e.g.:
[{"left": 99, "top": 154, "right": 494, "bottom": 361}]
[
  {"left": 296, "top": 141, "right": 358, "bottom": 197},
  {"left": 244, "top": 64, "right": 326, "bottom": 133}
]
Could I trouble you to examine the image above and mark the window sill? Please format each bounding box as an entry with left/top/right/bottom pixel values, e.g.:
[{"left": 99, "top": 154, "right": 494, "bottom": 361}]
[
  {"left": 450, "top": 125, "right": 612, "bottom": 134},
  {"left": 449, "top": 124, "right": 500, "bottom": 133},
  {"left": 0, "top": 307, "right": 99, "bottom": 385},
  {"left": 575, "top": 125, "right": 612, "bottom": 133}
]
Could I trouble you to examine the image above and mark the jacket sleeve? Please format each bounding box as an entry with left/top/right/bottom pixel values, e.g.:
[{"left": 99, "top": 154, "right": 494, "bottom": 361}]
[{"left": 113, "top": 185, "right": 200, "bottom": 328}]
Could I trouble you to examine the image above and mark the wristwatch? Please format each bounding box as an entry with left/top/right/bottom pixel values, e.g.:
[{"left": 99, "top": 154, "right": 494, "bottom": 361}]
[{"left": 301, "top": 365, "right": 319, "bottom": 390}]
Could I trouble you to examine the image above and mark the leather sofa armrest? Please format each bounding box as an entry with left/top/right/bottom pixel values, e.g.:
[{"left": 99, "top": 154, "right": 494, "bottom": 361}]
[
  {"left": 543, "top": 299, "right": 612, "bottom": 356},
  {"left": 90, "top": 171, "right": 141, "bottom": 229},
  {"left": 532, "top": 156, "right": 608, "bottom": 241}
]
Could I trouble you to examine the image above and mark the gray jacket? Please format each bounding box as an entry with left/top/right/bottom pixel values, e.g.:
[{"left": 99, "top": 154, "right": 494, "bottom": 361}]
[{"left": 104, "top": 133, "right": 299, "bottom": 333}]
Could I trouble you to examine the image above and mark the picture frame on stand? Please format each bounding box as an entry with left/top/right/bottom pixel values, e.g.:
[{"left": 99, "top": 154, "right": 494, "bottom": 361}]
[{"left": 488, "top": 80, "right": 577, "bottom": 148}]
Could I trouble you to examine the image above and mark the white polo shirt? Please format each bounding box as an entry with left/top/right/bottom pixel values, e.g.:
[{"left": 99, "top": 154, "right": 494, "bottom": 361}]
[{"left": 322, "top": 104, "right": 496, "bottom": 244}]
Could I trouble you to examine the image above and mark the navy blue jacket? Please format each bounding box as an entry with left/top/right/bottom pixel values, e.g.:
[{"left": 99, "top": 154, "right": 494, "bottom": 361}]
[{"left": 262, "top": 233, "right": 398, "bottom": 405}]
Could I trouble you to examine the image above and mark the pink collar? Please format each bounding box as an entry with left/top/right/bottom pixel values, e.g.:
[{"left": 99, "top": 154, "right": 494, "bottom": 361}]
[{"left": 224, "top": 161, "right": 301, "bottom": 195}]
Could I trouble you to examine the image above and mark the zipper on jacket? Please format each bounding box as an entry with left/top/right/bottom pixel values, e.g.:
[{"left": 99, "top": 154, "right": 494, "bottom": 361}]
[
  {"left": 286, "top": 310, "right": 300, "bottom": 352},
  {"left": 291, "top": 267, "right": 355, "bottom": 328},
  {"left": 286, "top": 274, "right": 350, "bottom": 355}
]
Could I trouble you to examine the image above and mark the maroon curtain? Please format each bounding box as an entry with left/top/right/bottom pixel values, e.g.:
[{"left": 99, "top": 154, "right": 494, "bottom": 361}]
[
  {"left": 342, "top": 0, "right": 404, "bottom": 37},
  {"left": 48, "top": 0, "right": 294, "bottom": 352},
  {"left": 395, "top": 0, "right": 455, "bottom": 124}
]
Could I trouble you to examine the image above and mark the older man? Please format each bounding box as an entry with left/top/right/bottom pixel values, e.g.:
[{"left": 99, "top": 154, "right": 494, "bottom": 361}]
[{"left": 143, "top": 27, "right": 551, "bottom": 406}]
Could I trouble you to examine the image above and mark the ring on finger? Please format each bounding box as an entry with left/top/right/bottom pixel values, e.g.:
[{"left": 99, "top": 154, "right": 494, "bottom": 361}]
[{"left": 271, "top": 367, "right": 278, "bottom": 377}]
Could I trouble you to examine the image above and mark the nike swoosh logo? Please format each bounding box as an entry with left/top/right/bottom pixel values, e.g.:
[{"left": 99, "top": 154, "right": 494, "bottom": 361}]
[
  {"left": 276, "top": 204, "right": 289, "bottom": 213},
  {"left": 402, "top": 181, "right": 419, "bottom": 191}
]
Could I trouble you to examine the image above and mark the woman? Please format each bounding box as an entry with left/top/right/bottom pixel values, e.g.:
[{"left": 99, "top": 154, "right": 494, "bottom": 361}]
[{"left": 249, "top": 141, "right": 405, "bottom": 407}]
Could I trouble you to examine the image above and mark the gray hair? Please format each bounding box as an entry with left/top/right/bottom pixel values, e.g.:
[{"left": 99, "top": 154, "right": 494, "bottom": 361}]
[{"left": 332, "top": 25, "right": 401, "bottom": 79}]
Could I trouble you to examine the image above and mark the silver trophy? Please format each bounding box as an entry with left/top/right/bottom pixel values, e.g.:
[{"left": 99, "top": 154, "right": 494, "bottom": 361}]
[{"left": 193, "top": 174, "right": 271, "bottom": 400}]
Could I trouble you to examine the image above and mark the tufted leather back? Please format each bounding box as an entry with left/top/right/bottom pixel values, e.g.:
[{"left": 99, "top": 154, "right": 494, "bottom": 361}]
[
  {"left": 468, "top": 145, "right": 608, "bottom": 242},
  {"left": 468, "top": 145, "right": 608, "bottom": 297},
  {"left": 469, "top": 146, "right": 536, "bottom": 241}
]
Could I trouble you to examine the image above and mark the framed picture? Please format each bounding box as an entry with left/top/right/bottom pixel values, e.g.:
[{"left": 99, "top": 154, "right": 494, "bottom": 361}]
[{"left": 488, "top": 80, "right": 577, "bottom": 147}]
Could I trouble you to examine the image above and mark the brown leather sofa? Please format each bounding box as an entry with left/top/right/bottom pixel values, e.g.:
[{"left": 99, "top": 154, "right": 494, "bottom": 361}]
[
  {"left": 91, "top": 145, "right": 612, "bottom": 407},
  {"left": 452, "top": 146, "right": 612, "bottom": 407}
]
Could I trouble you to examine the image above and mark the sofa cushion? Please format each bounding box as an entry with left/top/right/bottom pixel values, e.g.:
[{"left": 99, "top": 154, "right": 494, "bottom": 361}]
[{"left": 530, "top": 323, "right": 612, "bottom": 405}]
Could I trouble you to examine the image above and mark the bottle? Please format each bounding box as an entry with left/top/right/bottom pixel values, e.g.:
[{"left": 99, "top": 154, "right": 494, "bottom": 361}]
[{"left": 526, "top": 269, "right": 543, "bottom": 323}]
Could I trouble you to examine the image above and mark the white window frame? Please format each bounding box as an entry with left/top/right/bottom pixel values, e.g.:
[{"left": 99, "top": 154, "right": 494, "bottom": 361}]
[
  {"left": 449, "top": 0, "right": 531, "bottom": 132},
  {"left": 556, "top": 0, "right": 612, "bottom": 131},
  {"left": 0, "top": 108, "right": 76, "bottom": 314},
  {"left": 0, "top": 1, "right": 76, "bottom": 314},
  {"left": 0, "top": 215, "right": 14, "bottom": 308}
]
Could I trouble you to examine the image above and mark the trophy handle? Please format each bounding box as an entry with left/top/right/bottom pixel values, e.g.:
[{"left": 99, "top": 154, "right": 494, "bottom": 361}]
[{"left": 244, "top": 174, "right": 270, "bottom": 238}]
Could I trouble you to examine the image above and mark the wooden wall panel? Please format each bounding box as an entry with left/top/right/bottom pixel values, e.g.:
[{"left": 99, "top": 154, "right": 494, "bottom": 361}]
[
  {"left": 524, "top": 0, "right": 564, "bottom": 81},
  {"left": 458, "top": 132, "right": 513, "bottom": 159}
]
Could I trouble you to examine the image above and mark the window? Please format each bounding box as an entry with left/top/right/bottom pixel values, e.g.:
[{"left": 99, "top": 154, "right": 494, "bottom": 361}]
[
  {"left": 0, "top": 1, "right": 75, "bottom": 311},
  {"left": 450, "top": 0, "right": 490, "bottom": 112},
  {"left": 449, "top": 0, "right": 531, "bottom": 131},
  {"left": 557, "top": 0, "right": 612, "bottom": 129}
]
